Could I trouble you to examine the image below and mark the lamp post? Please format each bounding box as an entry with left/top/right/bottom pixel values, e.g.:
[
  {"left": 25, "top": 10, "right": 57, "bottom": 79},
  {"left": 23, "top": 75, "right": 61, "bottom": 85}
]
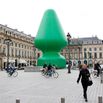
[
  {"left": 33, "top": 45, "right": 36, "bottom": 66},
  {"left": 67, "top": 33, "right": 71, "bottom": 63},
  {"left": 4, "top": 38, "right": 12, "bottom": 69},
  {"left": 18, "top": 54, "right": 21, "bottom": 69}
]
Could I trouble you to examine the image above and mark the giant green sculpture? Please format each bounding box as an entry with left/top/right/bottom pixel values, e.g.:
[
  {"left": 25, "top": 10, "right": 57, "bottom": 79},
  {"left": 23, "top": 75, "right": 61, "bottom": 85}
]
[{"left": 34, "top": 9, "right": 68, "bottom": 68}]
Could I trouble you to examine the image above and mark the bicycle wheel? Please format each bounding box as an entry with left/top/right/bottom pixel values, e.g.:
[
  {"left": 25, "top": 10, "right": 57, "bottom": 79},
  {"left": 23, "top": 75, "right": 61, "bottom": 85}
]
[
  {"left": 44, "top": 72, "right": 50, "bottom": 78},
  {"left": 7, "top": 73, "right": 11, "bottom": 77},
  {"left": 53, "top": 72, "right": 59, "bottom": 78},
  {"left": 41, "top": 71, "right": 47, "bottom": 76},
  {"left": 13, "top": 71, "right": 18, "bottom": 77}
]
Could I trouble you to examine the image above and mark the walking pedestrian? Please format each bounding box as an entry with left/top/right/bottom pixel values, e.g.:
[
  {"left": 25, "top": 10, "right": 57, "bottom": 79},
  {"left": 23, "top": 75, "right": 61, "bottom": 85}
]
[{"left": 77, "top": 64, "right": 90, "bottom": 102}]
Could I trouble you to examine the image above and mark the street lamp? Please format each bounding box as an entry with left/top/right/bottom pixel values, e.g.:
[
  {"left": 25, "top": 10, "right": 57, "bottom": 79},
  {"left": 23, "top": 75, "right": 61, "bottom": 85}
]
[
  {"left": 4, "top": 38, "right": 12, "bottom": 69},
  {"left": 18, "top": 54, "right": 21, "bottom": 68},
  {"left": 67, "top": 32, "right": 71, "bottom": 63}
]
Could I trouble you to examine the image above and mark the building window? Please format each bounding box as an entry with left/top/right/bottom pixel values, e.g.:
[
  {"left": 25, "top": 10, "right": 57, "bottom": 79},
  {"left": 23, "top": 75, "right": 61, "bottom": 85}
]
[
  {"left": 75, "top": 49, "right": 77, "bottom": 52},
  {"left": 94, "top": 53, "right": 97, "bottom": 58},
  {"left": 89, "top": 48, "right": 92, "bottom": 51},
  {"left": 15, "top": 49, "right": 17, "bottom": 56},
  {"left": 89, "top": 53, "right": 92, "bottom": 58},
  {"left": 22, "top": 44, "right": 23, "bottom": 48},
  {"left": 19, "top": 44, "right": 20, "bottom": 48},
  {"left": 94, "top": 48, "right": 97, "bottom": 51},
  {"left": 22, "top": 51, "right": 23, "bottom": 57},
  {"left": 19, "top": 50, "right": 21, "bottom": 57},
  {"left": 84, "top": 48, "right": 87, "bottom": 51},
  {"left": 28, "top": 51, "right": 29, "bottom": 58},
  {"left": 6, "top": 31, "right": 8, "bottom": 34},
  {"left": 15, "top": 43, "right": 17, "bottom": 47},
  {"left": 99, "top": 53, "right": 102, "bottom": 58},
  {"left": 84, "top": 52, "right": 87, "bottom": 59},
  {"left": 99, "top": 47, "right": 102, "bottom": 51}
]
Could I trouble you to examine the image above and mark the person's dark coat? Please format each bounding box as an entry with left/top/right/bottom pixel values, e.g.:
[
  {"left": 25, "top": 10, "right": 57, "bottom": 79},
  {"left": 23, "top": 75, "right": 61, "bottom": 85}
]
[
  {"left": 77, "top": 69, "right": 90, "bottom": 85},
  {"left": 77, "top": 67, "right": 91, "bottom": 102},
  {"left": 43, "top": 64, "right": 47, "bottom": 68}
]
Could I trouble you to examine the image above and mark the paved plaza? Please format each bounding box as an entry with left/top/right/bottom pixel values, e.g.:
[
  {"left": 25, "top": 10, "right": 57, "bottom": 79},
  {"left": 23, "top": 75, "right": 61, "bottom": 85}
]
[{"left": 0, "top": 69, "right": 103, "bottom": 103}]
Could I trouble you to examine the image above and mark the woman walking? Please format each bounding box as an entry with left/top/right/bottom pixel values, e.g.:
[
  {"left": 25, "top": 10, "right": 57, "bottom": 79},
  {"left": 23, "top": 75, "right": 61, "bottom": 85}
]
[{"left": 77, "top": 64, "right": 90, "bottom": 102}]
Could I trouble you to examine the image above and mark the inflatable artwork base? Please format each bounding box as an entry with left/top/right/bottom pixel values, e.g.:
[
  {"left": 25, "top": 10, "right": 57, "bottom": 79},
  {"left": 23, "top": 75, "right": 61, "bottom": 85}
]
[{"left": 37, "top": 52, "right": 66, "bottom": 68}]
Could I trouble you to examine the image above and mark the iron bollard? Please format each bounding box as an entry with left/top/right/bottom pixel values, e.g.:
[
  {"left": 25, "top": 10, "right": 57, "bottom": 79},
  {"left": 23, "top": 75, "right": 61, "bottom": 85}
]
[
  {"left": 16, "top": 98, "right": 20, "bottom": 103},
  {"left": 61, "top": 97, "right": 65, "bottom": 103},
  {"left": 98, "top": 96, "right": 102, "bottom": 103}
]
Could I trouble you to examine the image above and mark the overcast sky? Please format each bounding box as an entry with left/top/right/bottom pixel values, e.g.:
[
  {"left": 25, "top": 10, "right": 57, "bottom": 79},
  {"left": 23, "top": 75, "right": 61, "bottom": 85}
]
[{"left": 0, "top": 0, "right": 103, "bottom": 39}]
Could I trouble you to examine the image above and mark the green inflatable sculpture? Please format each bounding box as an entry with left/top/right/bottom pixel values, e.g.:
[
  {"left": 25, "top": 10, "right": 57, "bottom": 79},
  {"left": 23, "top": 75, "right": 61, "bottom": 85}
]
[{"left": 34, "top": 9, "right": 68, "bottom": 68}]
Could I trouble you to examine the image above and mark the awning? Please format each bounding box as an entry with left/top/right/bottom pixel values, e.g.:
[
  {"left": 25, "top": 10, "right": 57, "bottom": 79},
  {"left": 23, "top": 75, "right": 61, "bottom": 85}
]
[
  {"left": 9, "top": 60, "right": 15, "bottom": 62},
  {"left": 3, "top": 59, "right": 15, "bottom": 62},
  {"left": 19, "top": 59, "right": 27, "bottom": 64}
]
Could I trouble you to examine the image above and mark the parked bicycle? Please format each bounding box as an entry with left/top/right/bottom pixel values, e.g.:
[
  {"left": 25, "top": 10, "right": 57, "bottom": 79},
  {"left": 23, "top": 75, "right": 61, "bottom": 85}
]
[
  {"left": 91, "top": 70, "right": 98, "bottom": 78},
  {"left": 5, "top": 67, "right": 18, "bottom": 77},
  {"left": 91, "top": 68, "right": 103, "bottom": 78}
]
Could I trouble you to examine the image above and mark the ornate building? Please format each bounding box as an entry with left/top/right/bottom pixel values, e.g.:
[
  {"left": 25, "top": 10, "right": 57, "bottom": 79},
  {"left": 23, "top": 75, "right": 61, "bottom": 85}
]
[
  {"left": 0, "top": 24, "right": 35, "bottom": 70},
  {"left": 61, "top": 38, "right": 82, "bottom": 66},
  {"left": 61, "top": 36, "right": 103, "bottom": 67},
  {"left": 79, "top": 37, "right": 103, "bottom": 65}
]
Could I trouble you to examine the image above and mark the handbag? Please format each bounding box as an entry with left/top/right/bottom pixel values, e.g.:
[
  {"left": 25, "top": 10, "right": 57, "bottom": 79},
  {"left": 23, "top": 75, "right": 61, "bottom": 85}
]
[{"left": 87, "top": 77, "right": 93, "bottom": 86}]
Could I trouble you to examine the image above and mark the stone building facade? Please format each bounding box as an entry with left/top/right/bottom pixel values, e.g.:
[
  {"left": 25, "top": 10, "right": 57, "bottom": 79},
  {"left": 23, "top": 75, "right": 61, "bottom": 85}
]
[
  {"left": 79, "top": 37, "right": 103, "bottom": 66},
  {"left": 61, "top": 36, "right": 103, "bottom": 67},
  {"left": 0, "top": 24, "right": 35, "bottom": 70}
]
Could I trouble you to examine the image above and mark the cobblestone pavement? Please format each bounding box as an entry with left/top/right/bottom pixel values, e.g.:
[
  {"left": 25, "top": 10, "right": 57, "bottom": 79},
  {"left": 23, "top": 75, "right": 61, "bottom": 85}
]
[{"left": 0, "top": 69, "right": 103, "bottom": 103}]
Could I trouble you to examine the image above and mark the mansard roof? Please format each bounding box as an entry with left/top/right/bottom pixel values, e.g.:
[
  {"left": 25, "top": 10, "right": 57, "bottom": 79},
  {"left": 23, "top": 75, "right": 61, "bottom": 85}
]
[{"left": 78, "top": 37, "right": 103, "bottom": 45}]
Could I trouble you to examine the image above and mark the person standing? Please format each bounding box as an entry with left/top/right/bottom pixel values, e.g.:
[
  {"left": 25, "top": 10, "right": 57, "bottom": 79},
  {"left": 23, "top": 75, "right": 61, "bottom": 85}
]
[
  {"left": 42, "top": 63, "right": 48, "bottom": 72},
  {"left": 77, "top": 64, "right": 90, "bottom": 102},
  {"left": 95, "top": 63, "right": 101, "bottom": 77},
  {"left": 67, "top": 61, "right": 72, "bottom": 73},
  {"left": 47, "top": 64, "right": 52, "bottom": 76}
]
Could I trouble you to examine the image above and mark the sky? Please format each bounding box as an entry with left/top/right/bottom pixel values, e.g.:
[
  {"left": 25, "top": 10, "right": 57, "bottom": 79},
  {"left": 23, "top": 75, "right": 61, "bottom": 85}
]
[{"left": 0, "top": 0, "right": 103, "bottom": 39}]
